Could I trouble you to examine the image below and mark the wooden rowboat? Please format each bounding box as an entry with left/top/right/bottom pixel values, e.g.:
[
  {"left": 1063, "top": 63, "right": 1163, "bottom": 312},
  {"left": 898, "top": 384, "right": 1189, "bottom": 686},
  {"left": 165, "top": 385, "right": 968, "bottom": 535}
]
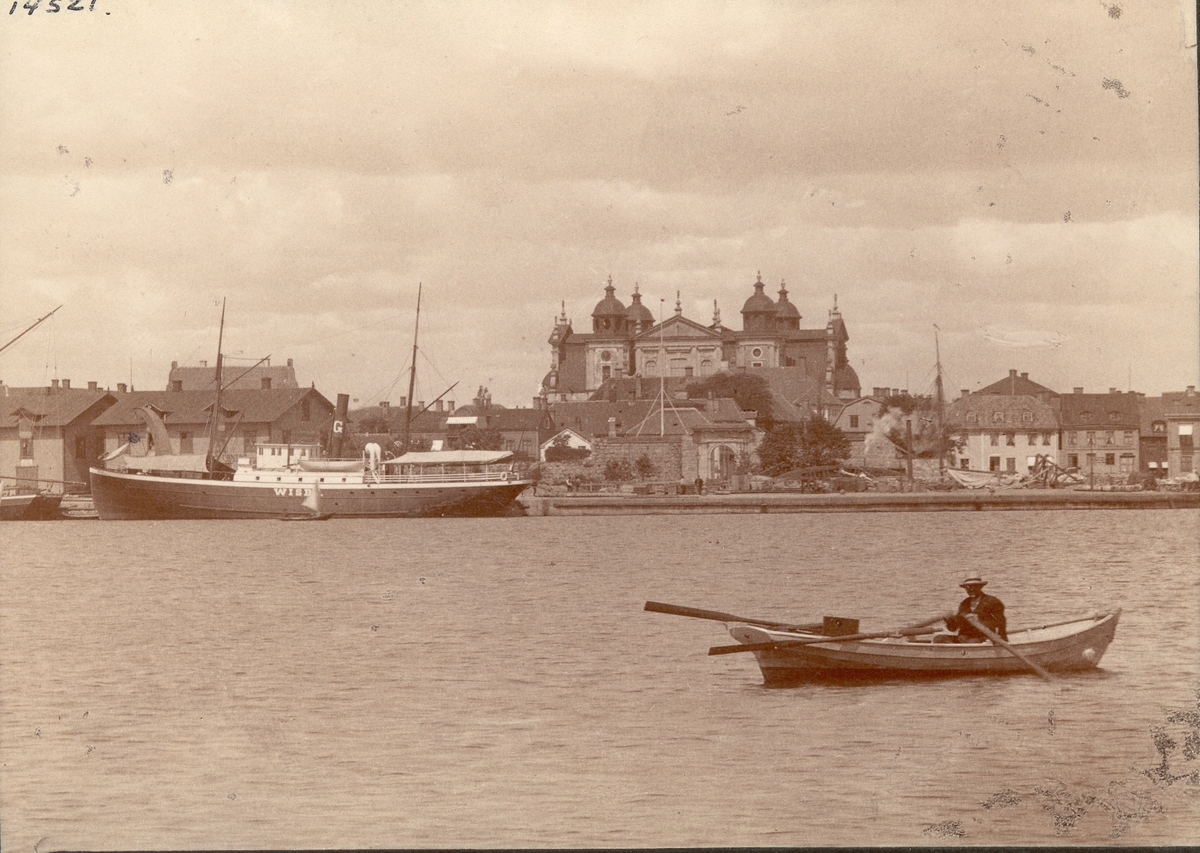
[{"left": 724, "top": 610, "right": 1120, "bottom": 686}]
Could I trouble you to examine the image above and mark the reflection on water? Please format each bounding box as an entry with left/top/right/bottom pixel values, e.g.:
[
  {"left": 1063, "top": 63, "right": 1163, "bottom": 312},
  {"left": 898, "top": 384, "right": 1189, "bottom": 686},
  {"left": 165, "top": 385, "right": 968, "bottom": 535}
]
[{"left": 2, "top": 509, "right": 1198, "bottom": 847}]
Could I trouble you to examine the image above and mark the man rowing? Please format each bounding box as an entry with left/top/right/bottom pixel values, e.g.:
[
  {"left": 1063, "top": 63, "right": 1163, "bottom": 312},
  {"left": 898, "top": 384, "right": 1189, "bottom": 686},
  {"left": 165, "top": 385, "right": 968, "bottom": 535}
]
[{"left": 934, "top": 576, "right": 1007, "bottom": 643}]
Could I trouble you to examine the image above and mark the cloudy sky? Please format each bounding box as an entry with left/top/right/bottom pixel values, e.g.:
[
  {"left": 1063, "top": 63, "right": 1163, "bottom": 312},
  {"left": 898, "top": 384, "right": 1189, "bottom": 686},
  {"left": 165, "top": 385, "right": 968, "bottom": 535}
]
[{"left": 2, "top": 1, "right": 1196, "bottom": 408}]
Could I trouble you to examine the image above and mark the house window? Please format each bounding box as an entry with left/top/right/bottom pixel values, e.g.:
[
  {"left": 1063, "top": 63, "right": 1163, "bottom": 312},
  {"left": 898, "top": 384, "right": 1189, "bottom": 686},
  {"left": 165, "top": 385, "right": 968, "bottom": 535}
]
[
  {"left": 1022, "top": 411, "right": 1032, "bottom": 423},
  {"left": 1123, "top": 430, "right": 1133, "bottom": 445},
  {"left": 602, "top": 365, "right": 611, "bottom": 381},
  {"left": 990, "top": 433, "right": 999, "bottom": 446},
  {"left": 700, "top": 360, "right": 713, "bottom": 376},
  {"left": 644, "top": 361, "right": 657, "bottom": 375},
  {"left": 75, "top": 436, "right": 87, "bottom": 459},
  {"left": 1042, "top": 433, "right": 1051, "bottom": 446},
  {"left": 1006, "top": 457, "right": 1016, "bottom": 473},
  {"left": 1182, "top": 456, "right": 1194, "bottom": 474},
  {"left": 989, "top": 456, "right": 1001, "bottom": 471},
  {"left": 751, "top": 347, "right": 763, "bottom": 358},
  {"left": 1152, "top": 421, "right": 1166, "bottom": 434},
  {"left": 966, "top": 412, "right": 977, "bottom": 424},
  {"left": 1080, "top": 411, "right": 1092, "bottom": 423},
  {"left": 1119, "top": 454, "right": 1133, "bottom": 473},
  {"left": 960, "top": 459, "right": 970, "bottom": 469},
  {"left": 751, "top": 362, "right": 763, "bottom": 368},
  {"left": 1104, "top": 431, "right": 1114, "bottom": 446},
  {"left": 1104, "top": 453, "right": 1115, "bottom": 466},
  {"left": 1027, "top": 433, "right": 1037, "bottom": 445},
  {"left": 1026, "top": 456, "right": 1037, "bottom": 471},
  {"left": 1005, "top": 433, "right": 1015, "bottom": 446},
  {"left": 684, "top": 367, "right": 693, "bottom": 377},
  {"left": 180, "top": 432, "right": 193, "bottom": 453},
  {"left": 1068, "top": 454, "right": 1078, "bottom": 468},
  {"left": 1109, "top": 411, "right": 1120, "bottom": 422},
  {"left": 1067, "top": 431, "right": 1076, "bottom": 446},
  {"left": 850, "top": 415, "right": 859, "bottom": 429},
  {"left": 1086, "top": 431, "right": 1096, "bottom": 447},
  {"left": 993, "top": 411, "right": 1004, "bottom": 423}
]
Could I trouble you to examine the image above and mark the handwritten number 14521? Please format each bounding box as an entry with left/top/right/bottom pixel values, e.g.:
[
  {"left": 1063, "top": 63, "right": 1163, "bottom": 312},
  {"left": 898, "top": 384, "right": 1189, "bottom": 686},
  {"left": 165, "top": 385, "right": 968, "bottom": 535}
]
[{"left": 10, "top": 1, "right": 99, "bottom": 13}]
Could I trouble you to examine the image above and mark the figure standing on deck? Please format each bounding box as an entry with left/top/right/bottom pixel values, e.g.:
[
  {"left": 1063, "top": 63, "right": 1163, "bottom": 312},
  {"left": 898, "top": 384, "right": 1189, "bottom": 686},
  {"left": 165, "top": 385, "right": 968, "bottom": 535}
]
[{"left": 936, "top": 576, "right": 1007, "bottom": 642}]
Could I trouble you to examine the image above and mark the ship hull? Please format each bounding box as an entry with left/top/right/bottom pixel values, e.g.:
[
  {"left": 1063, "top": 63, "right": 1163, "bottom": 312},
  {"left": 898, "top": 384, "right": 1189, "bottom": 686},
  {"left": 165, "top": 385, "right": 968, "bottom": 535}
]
[{"left": 90, "top": 467, "right": 529, "bottom": 520}]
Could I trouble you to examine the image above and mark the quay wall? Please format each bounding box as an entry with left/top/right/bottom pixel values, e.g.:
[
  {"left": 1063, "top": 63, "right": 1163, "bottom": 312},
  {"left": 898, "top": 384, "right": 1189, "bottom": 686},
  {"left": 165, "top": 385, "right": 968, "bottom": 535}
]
[{"left": 517, "top": 489, "right": 1200, "bottom": 516}]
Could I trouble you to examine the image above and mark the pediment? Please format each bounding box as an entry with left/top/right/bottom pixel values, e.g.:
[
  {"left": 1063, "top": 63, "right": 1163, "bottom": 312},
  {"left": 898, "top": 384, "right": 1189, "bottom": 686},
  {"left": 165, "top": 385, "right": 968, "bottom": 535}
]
[{"left": 634, "top": 315, "right": 722, "bottom": 341}]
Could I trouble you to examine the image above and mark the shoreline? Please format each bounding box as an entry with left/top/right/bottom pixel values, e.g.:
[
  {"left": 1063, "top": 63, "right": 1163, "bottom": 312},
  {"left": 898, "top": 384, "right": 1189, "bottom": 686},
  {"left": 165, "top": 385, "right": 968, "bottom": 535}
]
[{"left": 518, "top": 488, "right": 1200, "bottom": 516}]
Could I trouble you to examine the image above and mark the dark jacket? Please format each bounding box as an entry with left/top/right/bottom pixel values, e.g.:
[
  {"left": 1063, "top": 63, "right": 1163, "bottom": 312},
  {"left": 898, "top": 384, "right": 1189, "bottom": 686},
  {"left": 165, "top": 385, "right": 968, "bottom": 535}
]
[{"left": 947, "top": 592, "right": 1007, "bottom": 640}]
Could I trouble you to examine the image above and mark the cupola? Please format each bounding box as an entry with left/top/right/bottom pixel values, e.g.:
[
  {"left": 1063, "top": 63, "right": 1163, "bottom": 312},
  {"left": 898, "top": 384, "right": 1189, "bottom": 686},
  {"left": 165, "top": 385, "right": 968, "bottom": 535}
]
[
  {"left": 625, "top": 283, "right": 655, "bottom": 333},
  {"left": 740, "top": 272, "right": 777, "bottom": 332},
  {"left": 775, "top": 279, "right": 801, "bottom": 330},
  {"left": 591, "top": 275, "right": 627, "bottom": 335}
]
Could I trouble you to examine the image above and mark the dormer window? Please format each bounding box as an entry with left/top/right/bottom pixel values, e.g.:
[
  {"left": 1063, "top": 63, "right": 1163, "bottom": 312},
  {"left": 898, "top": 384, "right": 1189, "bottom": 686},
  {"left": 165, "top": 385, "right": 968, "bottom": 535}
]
[
  {"left": 993, "top": 411, "right": 1004, "bottom": 423},
  {"left": 966, "top": 412, "right": 978, "bottom": 424},
  {"left": 1080, "top": 411, "right": 1092, "bottom": 423},
  {"left": 1109, "top": 411, "right": 1120, "bottom": 422},
  {"left": 1022, "top": 411, "right": 1033, "bottom": 423},
  {"left": 1152, "top": 421, "right": 1166, "bottom": 434}
]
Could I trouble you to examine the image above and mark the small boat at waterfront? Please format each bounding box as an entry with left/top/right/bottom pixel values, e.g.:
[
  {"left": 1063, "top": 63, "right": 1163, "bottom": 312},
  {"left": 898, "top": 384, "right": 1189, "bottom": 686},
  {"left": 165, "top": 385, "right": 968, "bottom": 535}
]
[
  {"left": 644, "top": 601, "right": 1120, "bottom": 686},
  {"left": 0, "top": 489, "right": 64, "bottom": 521},
  {"left": 724, "top": 611, "right": 1120, "bottom": 686}
]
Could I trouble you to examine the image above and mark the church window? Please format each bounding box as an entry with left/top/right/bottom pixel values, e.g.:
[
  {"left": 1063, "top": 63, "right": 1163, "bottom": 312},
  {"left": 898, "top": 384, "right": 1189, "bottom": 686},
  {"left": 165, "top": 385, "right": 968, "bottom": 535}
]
[
  {"left": 700, "top": 359, "right": 713, "bottom": 376},
  {"left": 602, "top": 365, "right": 611, "bottom": 381},
  {"left": 751, "top": 347, "right": 763, "bottom": 358},
  {"left": 600, "top": 351, "right": 611, "bottom": 362}
]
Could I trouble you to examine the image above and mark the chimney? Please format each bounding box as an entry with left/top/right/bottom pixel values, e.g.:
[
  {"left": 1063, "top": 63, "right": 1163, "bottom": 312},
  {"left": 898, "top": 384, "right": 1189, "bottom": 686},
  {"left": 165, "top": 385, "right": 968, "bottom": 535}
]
[
  {"left": 1109, "top": 387, "right": 1118, "bottom": 394},
  {"left": 381, "top": 401, "right": 390, "bottom": 415},
  {"left": 1021, "top": 372, "right": 1029, "bottom": 380},
  {"left": 200, "top": 360, "right": 207, "bottom": 367},
  {"left": 287, "top": 358, "right": 293, "bottom": 367},
  {"left": 608, "top": 416, "right": 617, "bottom": 437},
  {"left": 118, "top": 383, "right": 127, "bottom": 393},
  {"left": 1187, "top": 386, "right": 1196, "bottom": 396},
  {"left": 435, "top": 400, "right": 443, "bottom": 412},
  {"left": 961, "top": 389, "right": 969, "bottom": 399},
  {"left": 171, "top": 361, "right": 178, "bottom": 369},
  {"left": 399, "top": 396, "right": 407, "bottom": 408},
  {"left": 88, "top": 381, "right": 98, "bottom": 391},
  {"left": 447, "top": 400, "right": 454, "bottom": 412},
  {"left": 1073, "top": 387, "right": 1084, "bottom": 394},
  {"left": 417, "top": 401, "right": 425, "bottom": 411},
  {"left": 1009, "top": 369, "right": 1017, "bottom": 378},
  {"left": 51, "top": 379, "right": 59, "bottom": 390},
  {"left": 62, "top": 379, "right": 70, "bottom": 390}
]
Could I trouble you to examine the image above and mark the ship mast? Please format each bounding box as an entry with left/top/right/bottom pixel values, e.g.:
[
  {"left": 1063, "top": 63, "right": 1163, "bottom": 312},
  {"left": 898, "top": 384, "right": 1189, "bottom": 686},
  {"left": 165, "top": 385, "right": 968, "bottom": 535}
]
[
  {"left": 402, "top": 283, "right": 422, "bottom": 454},
  {"left": 934, "top": 324, "right": 945, "bottom": 475},
  {"left": 0, "top": 305, "right": 62, "bottom": 356},
  {"left": 204, "top": 299, "right": 227, "bottom": 474}
]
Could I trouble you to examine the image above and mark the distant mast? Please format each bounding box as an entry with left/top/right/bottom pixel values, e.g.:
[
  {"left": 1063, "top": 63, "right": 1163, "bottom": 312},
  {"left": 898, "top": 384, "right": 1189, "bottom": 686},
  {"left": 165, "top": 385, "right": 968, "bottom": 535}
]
[
  {"left": 934, "top": 325, "right": 945, "bottom": 475},
  {"left": 204, "top": 299, "right": 227, "bottom": 474},
  {"left": 0, "top": 305, "right": 62, "bottom": 356},
  {"left": 402, "top": 283, "right": 422, "bottom": 454}
]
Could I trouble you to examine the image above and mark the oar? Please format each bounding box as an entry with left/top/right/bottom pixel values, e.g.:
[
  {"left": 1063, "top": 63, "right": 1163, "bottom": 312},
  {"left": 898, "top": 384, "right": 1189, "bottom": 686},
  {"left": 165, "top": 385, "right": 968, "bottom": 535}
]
[
  {"left": 964, "top": 614, "right": 1055, "bottom": 682},
  {"left": 643, "top": 601, "right": 820, "bottom": 632},
  {"left": 708, "top": 613, "right": 951, "bottom": 655}
]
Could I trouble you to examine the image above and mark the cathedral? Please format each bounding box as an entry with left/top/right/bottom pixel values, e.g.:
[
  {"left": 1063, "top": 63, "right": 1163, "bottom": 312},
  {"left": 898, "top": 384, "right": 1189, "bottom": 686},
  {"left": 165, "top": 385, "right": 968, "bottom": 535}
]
[{"left": 540, "top": 273, "right": 861, "bottom": 404}]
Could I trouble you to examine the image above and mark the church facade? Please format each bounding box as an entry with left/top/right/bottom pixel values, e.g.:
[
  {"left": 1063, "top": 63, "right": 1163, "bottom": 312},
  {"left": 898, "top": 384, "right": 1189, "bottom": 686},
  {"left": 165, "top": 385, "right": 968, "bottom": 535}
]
[{"left": 539, "top": 274, "right": 860, "bottom": 404}]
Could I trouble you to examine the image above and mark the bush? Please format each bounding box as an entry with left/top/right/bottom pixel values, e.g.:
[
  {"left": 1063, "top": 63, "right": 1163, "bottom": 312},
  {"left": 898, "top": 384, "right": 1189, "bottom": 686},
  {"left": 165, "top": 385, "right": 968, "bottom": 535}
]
[
  {"left": 545, "top": 444, "right": 591, "bottom": 462},
  {"left": 604, "top": 459, "right": 635, "bottom": 481},
  {"left": 634, "top": 454, "right": 656, "bottom": 479}
]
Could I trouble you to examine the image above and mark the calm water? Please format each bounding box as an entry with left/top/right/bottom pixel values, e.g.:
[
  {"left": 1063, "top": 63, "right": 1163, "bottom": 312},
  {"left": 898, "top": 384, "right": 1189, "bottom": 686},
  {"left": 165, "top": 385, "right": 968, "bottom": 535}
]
[{"left": 2, "top": 509, "right": 1198, "bottom": 848}]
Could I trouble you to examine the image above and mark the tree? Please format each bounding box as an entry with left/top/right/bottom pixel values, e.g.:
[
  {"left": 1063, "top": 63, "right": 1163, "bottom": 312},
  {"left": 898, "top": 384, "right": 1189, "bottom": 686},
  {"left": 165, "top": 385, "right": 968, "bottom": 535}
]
[
  {"left": 634, "top": 453, "right": 656, "bottom": 479},
  {"left": 450, "top": 426, "right": 504, "bottom": 451},
  {"left": 604, "top": 458, "right": 634, "bottom": 481},
  {"left": 686, "top": 372, "right": 775, "bottom": 427},
  {"left": 758, "top": 419, "right": 851, "bottom": 476}
]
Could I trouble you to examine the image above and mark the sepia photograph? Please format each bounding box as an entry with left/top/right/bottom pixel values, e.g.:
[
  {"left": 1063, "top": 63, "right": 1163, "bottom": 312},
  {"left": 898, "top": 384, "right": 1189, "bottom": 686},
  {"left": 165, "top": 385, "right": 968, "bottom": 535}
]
[{"left": 2, "top": 0, "right": 1198, "bottom": 848}]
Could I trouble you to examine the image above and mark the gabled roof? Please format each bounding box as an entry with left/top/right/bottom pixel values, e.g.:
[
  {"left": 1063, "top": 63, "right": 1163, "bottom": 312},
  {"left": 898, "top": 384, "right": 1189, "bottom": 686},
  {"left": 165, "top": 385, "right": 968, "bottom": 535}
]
[
  {"left": 168, "top": 361, "right": 299, "bottom": 391},
  {"left": 975, "top": 369, "right": 1058, "bottom": 398},
  {"left": 0, "top": 388, "right": 115, "bottom": 428},
  {"left": 633, "top": 314, "right": 723, "bottom": 341},
  {"left": 1058, "top": 392, "right": 1140, "bottom": 429},
  {"left": 91, "top": 388, "right": 332, "bottom": 427},
  {"left": 946, "top": 394, "right": 1059, "bottom": 430}
]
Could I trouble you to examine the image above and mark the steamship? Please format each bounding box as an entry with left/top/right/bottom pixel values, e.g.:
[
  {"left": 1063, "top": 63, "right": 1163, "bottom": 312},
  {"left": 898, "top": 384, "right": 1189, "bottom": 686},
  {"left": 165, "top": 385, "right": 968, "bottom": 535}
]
[{"left": 88, "top": 293, "right": 532, "bottom": 520}]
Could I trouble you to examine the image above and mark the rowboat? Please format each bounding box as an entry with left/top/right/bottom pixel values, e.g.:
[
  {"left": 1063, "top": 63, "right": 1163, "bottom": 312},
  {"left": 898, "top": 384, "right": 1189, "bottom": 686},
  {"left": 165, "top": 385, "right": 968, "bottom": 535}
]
[{"left": 724, "top": 610, "right": 1120, "bottom": 686}]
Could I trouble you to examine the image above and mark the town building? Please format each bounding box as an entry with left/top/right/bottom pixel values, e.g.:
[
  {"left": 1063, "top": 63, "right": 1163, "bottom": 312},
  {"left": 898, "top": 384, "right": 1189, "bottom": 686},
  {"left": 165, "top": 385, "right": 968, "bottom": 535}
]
[
  {"left": 92, "top": 387, "right": 334, "bottom": 465},
  {"left": 1137, "top": 394, "right": 1169, "bottom": 478},
  {"left": 167, "top": 357, "right": 300, "bottom": 391},
  {"left": 540, "top": 274, "right": 860, "bottom": 404},
  {"left": 1059, "top": 389, "right": 1141, "bottom": 480},
  {"left": 546, "top": 396, "right": 757, "bottom": 482},
  {"left": 0, "top": 380, "right": 115, "bottom": 492},
  {"left": 1159, "top": 386, "right": 1200, "bottom": 477},
  {"left": 945, "top": 393, "right": 1059, "bottom": 474}
]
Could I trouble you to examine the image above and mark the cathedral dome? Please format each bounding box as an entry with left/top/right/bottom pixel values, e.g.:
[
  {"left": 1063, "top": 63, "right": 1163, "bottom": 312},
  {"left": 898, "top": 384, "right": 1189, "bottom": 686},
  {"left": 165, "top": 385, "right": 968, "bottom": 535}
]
[
  {"left": 591, "top": 276, "right": 627, "bottom": 334},
  {"left": 740, "top": 272, "right": 777, "bottom": 331},
  {"left": 625, "top": 286, "right": 655, "bottom": 331}
]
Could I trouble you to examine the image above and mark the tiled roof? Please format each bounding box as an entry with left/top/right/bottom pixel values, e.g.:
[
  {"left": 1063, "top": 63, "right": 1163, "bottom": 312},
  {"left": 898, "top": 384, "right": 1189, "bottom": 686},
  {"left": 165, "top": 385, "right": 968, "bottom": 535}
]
[
  {"left": 1058, "top": 392, "right": 1140, "bottom": 429},
  {"left": 946, "top": 394, "right": 1059, "bottom": 430},
  {"left": 0, "top": 388, "right": 114, "bottom": 428},
  {"left": 167, "top": 362, "right": 299, "bottom": 391},
  {"left": 975, "top": 370, "right": 1058, "bottom": 397},
  {"left": 91, "top": 388, "right": 332, "bottom": 427},
  {"left": 1160, "top": 390, "right": 1200, "bottom": 419}
]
